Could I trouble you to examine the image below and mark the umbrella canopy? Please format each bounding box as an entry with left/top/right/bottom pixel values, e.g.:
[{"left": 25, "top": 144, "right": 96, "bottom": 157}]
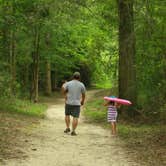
[{"left": 104, "top": 96, "right": 132, "bottom": 105}]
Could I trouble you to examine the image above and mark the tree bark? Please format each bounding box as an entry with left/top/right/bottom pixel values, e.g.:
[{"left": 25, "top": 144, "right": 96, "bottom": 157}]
[
  {"left": 32, "top": 27, "right": 40, "bottom": 103},
  {"left": 51, "top": 70, "right": 57, "bottom": 91},
  {"left": 10, "top": 30, "right": 16, "bottom": 94},
  {"left": 117, "top": 0, "right": 137, "bottom": 114},
  {"left": 45, "top": 33, "right": 52, "bottom": 95},
  {"left": 22, "top": 64, "right": 29, "bottom": 93},
  {"left": 45, "top": 60, "right": 52, "bottom": 95}
]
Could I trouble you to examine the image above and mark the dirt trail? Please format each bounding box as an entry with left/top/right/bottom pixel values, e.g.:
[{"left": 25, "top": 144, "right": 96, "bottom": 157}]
[{"left": 4, "top": 91, "right": 140, "bottom": 166}]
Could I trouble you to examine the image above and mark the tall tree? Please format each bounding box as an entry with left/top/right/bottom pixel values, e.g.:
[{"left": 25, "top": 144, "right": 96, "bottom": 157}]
[
  {"left": 117, "top": 0, "right": 137, "bottom": 113},
  {"left": 45, "top": 33, "right": 52, "bottom": 96},
  {"left": 32, "top": 26, "right": 40, "bottom": 102}
]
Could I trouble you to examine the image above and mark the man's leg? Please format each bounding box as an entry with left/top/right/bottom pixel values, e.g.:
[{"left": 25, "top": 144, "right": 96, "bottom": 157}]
[
  {"left": 72, "top": 117, "right": 78, "bottom": 131},
  {"left": 65, "top": 115, "right": 70, "bottom": 129},
  {"left": 71, "top": 117, "right": 78, "bottom": 135},
  {"left": 64, "top": 104, "right": 71, "bottom": 133},
  {"left": 64, "top": 115, "right": 71, "bottom": 133},
  {"left": 71, "top": 106, "right": 80, "bottom": 135}
]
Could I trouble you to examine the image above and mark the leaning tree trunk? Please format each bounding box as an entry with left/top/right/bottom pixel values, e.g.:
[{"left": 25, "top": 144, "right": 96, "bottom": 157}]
[{"left": 117, "top": 0, "right": 137, "bottom": 115}]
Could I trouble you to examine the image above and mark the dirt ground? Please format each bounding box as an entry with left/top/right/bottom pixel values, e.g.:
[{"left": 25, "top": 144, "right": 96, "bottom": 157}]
[{"left": 2, "top": 91, "right": 140, "bottom": 166}]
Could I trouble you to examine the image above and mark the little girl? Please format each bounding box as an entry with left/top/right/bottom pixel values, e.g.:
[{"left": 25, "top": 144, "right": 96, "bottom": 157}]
[{"left": 104, "top": 100, "right": 120, "bottom": 135}]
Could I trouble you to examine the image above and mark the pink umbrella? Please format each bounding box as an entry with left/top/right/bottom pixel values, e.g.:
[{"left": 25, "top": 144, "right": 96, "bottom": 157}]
[{"left": 104, "top": 96, "right": 132, "bottom": 105}]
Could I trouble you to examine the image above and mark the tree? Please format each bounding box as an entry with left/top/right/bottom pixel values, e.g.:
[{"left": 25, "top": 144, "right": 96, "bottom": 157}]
[{"left": 117, "top": 0, "right": 137, "bottom": 114}]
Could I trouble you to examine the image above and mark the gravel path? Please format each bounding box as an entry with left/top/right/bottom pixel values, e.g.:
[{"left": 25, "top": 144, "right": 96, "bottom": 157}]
[{"left": 4, "top": 91, "right": 140, "bottom": 166}]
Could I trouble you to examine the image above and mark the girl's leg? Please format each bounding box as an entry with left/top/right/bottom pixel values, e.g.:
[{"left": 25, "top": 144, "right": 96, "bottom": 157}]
[
  {"left": 114, "top": 122, "right": 116, "bottom": 135},
  {"left": 111, "top": 122, "right": 116, "bottom": 135}
]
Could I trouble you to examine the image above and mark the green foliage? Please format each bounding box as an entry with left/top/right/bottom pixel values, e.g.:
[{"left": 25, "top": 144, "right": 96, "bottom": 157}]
[
  {"left": 0, "top": 0, "right": 165, "bottom": 120},
  {"left": 0, "top": 0, "right": 116, "bottom": 91},
  {"left": 135, "top": 0, "right": 165, "bottom": 117},
  {"left": 0, "top": 98, "right": 47, "bottom": 118},
  {"left": 83, "top": 99, "right": 107, "bottom": 122},
  {"left": 0, "top": 72, "right": 17, "bottom": 100}
]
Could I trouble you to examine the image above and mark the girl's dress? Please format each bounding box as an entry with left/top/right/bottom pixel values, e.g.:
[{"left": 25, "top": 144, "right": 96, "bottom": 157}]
[{"left": 107, "top": 105, "right": 117, "bottom": 122}]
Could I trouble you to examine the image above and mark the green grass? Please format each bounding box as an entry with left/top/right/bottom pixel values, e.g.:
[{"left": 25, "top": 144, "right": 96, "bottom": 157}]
[
  {"left": 94, "top": 82, "right": 112, "bottom": 89},
  {"left": 118, "top": 123, "right": 165, "bottom": 142},
  {"left": 83, "top": 99, "right": 107, "bottom": 123},
  {"left": 0, "top": 99, "right": 47, "bottom": 118}
]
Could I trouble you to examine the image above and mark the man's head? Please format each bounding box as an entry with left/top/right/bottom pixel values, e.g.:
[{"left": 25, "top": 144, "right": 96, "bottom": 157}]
[{"left": 73, "top": 72, "right": 80, "bottom": 80}]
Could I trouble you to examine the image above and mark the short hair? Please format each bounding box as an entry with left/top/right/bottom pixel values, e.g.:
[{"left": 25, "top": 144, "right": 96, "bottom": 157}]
[{"left": 73, "top": 72, "right": 80, "bottom": 79}]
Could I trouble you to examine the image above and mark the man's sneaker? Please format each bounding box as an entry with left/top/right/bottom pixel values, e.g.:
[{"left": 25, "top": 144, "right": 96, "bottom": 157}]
[
  {"left": 64, "top": 128, "right": 70, "bottom": 133},
  {"left": 71, "top": 131, "right": 77, "bottom": 136}
]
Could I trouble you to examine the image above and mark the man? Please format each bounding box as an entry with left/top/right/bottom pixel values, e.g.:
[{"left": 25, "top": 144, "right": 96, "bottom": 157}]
[{"left": 62, "top": 72, "right": 86, "bottom": 136}]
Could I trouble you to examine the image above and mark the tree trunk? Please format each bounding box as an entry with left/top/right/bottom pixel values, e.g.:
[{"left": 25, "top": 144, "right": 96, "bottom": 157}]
[
  {"left": 117, "top": 0, "right": 137, "bottom": 115},
  {"left": 45, "top": 33, "right": 52, "bottom": 95},
  {"left": 51, "top": 70, "right": 57, "bottom": 91},
  {"left": 45, "top": 60, "right": 52, "bottom": 95},
  {"left": 22, "top": 64, "right": 29, "bottom": 93},
  {"left": 33, "top": 28, "right": 40, "bottom": 103},
  {"left": 10, "top": 30, "right": 16, "bottom": 94}
]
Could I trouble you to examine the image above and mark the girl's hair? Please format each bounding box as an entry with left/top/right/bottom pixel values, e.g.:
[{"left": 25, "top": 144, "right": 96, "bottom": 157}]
[{"left": 109, "top": 101, "right": 115, "bottom": 106}]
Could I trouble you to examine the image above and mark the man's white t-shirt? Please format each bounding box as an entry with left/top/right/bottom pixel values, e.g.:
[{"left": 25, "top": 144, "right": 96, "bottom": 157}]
[{"left": 63, "top": 80, "right": 86, "bottom": 106}]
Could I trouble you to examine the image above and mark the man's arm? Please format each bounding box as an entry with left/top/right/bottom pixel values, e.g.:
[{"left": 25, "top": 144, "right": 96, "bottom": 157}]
[
  {"left": 61, "top": 83, "right": 68, "bottom": 101},
  {"left": 61, "top": 86, "right": 66, "bottom": 95},
  {"left": 81, "top": 93, "right": 85, "bottom": 105}
]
